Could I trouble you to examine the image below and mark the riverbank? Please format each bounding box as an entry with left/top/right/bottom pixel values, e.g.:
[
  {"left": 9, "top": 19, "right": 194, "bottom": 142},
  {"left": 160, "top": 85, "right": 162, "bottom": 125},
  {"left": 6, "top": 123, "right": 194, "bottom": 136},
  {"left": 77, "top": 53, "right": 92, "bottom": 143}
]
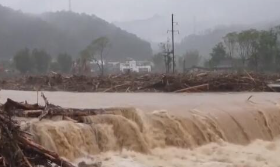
[{"left": 0, "top": 72, "right": 278, "bottom": 93}]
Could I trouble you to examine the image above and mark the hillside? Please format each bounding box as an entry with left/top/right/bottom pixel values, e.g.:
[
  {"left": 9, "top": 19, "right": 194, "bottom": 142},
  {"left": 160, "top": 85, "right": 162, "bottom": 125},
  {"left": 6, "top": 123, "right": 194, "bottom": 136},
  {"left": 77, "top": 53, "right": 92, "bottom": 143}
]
[
  {"left": 0, "top": 5, "right": 153, "bottom": 61},
  {"left": 0, "top": 5, "right": 71, "bottom": 59},
  {"left": 114, "top": 15, "right": 171, "bottom": 43}
]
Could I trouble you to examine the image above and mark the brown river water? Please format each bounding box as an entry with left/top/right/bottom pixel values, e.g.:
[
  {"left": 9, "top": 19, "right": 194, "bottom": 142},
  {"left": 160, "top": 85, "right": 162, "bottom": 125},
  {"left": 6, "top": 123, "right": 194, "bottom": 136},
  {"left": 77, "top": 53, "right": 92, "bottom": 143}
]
[{"left": 1, "top": 90, "right": 280, "bottom": 167}]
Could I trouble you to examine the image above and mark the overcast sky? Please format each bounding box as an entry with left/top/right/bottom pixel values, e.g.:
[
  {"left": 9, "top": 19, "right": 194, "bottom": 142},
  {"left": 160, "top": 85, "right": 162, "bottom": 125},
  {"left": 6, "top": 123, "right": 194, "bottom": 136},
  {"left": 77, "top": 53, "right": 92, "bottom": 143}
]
[{"left": 1, "top": 0, "right": 280, "bottom": 24}]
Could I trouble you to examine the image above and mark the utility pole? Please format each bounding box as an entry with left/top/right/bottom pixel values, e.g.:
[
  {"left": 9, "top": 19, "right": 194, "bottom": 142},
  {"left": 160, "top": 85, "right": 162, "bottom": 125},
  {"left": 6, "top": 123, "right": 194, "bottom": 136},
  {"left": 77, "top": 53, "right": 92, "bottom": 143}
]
[
  {"left": 68, "top": 0, "right": 72, "bottom": 12},
  {"left": 168, "top": 14, "right": 179, "bottom": 73}
]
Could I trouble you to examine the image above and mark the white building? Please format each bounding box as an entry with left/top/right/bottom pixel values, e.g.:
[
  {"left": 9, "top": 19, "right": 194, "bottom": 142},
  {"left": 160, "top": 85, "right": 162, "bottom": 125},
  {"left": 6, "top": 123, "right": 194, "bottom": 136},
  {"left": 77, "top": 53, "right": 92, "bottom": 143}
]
[
  {"left": 89, "top": 60, "right": 106, "bottom": 72},
  {"left": 120, "top": 60, "right": 152, "bottom": 73},
  {"left": 90, "top": 60, "right": 106, "bottom": 66}
]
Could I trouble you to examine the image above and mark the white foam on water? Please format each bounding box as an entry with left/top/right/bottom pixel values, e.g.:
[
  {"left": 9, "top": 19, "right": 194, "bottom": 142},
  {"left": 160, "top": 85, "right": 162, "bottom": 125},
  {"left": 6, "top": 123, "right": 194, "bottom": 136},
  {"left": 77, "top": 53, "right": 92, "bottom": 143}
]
[{"left": 84, "top": 139, "right": 280, "bottom": 167}]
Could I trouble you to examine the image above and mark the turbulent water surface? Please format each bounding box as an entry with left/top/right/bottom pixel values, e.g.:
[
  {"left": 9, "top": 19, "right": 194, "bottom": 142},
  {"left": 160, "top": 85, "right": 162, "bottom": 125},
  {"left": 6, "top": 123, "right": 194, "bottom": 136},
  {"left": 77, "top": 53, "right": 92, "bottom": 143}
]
[{"left": 1, "top": 90, "right": 280, "bottom": 167}]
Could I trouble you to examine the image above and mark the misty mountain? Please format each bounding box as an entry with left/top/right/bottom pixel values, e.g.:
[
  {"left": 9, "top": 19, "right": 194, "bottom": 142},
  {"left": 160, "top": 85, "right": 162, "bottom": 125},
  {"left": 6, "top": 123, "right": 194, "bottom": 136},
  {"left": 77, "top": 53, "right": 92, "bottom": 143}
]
[
  {"left": 114, "top": 15, "right": 248, "bottom": 54},
  {"left": 114, "top": 13, "right": 280, "bottom": 58},
  {"left": 114, "top": 15, "right": 170, "bottom": 43},
  {"left": 0, "top": 5, "right": 71, "bottom": 59},
  {"left": 0, "top": 5, "right": 153, "bottom": 61},
  {"left": 113, "top": 14, "right": 237, "bottom": 44}
]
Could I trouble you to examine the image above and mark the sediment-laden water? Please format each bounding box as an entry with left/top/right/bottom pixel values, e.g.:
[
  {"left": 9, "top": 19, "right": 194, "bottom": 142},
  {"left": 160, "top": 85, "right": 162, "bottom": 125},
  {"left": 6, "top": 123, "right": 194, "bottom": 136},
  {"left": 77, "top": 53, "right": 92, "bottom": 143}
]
[{"left": 1, "top": 90, "right": 280, "bottom": 167}]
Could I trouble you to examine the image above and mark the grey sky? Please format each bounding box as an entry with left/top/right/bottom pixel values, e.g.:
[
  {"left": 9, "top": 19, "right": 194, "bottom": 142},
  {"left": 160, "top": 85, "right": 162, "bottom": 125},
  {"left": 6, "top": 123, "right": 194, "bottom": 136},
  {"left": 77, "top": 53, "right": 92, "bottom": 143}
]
[{"left": 1, "top": 0, "right": 280, "bottom": 24}]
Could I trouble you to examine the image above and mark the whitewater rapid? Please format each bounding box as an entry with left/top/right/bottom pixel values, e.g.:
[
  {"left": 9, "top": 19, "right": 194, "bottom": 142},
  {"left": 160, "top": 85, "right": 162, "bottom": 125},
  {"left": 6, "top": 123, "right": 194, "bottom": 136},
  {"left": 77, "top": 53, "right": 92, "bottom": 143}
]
[{"left": 1, "top": 90, "right": 280, "bottom": 167}]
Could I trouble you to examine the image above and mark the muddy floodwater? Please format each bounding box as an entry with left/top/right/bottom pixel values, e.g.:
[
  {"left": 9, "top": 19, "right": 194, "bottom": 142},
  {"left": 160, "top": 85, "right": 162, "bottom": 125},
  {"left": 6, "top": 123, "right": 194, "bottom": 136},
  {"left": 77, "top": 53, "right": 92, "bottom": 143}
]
[
  {"left": 1, "top": 90, "right": 280, "bottom": 167},
  {"left": 1, "top": 90, "right": 280, "bottom": 112}
]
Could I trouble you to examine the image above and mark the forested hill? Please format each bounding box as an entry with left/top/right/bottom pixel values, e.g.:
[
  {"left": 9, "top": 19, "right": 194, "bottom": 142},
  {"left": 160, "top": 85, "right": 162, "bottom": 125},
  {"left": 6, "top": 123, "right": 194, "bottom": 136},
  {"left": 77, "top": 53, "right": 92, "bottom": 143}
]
[
  {"left": 0, "top": 5, "right": 70, "bottom": 60},
  {"left": 0, "top": 5, "right": 153, "bottom": 61}
]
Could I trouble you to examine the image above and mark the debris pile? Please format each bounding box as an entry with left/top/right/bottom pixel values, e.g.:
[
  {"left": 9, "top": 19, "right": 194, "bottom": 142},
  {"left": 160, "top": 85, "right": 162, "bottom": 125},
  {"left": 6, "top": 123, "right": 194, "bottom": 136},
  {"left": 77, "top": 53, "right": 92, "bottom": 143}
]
[
  {"left": 0, "top": 72, "right": 279, "bottom": 92},
  {"left": 0, "top": 94, "right": 105, "bottom": 167}
]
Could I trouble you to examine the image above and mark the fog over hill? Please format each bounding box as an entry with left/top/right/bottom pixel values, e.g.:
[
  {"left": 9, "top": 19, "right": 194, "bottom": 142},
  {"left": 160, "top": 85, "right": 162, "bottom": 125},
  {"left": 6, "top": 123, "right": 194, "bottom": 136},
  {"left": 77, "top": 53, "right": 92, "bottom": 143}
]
[
  {"left": 1, "top": 0, "right": 280, "bottom": 58},
  {"left": 0, "top": 5, "right": 153, "bottom": 61},
  {"left": 116, "top": 15, "right": 280, "bottom": 56}
]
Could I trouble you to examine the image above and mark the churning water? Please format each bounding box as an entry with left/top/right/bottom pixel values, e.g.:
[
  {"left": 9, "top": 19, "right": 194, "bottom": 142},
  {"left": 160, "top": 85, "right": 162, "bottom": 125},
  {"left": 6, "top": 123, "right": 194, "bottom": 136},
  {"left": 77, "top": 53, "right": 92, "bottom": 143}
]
[{"left": 1, "top": 90, "right": 280, "bottom": 167}]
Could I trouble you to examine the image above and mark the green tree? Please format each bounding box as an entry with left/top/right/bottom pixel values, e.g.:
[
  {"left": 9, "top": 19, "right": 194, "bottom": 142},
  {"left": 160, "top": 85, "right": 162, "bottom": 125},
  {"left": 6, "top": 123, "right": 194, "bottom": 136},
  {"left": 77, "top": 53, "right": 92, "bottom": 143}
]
[
  {"left": 92, "top": 37, "right": 110, "bottom": 76},
  {"left": 236, "top": 29, "right": 259, "bottom": 67},
  {"left": 57, "top": 53, "right": 73, "bottom": 73},
  {"left": 255, "top": 30, "right": 278, "bottom": 71},
  {"left": 77, "top": 49, "right": 92, "bottom": 75},
  {"left": 81, "top": 36, "right": 110, "bottom": 76},
  {"left": 223, "top": 32, "right": 238, "bottom": 58},
  {"left": 272, "top": 26, "right": 280, "bottom": 71},
  {"left": 209, "top": 42, "right": 227, "bottom": 67},
  {"left": 234, "top": 29, "right": 279, "bottom": 71},
  {"left": 13, "top": 48, "right": 33, "bottom": 74},
  {"left": 219, "top": 26, "right": 280, "bottom": 72},
  {"left": 31, "top": 49, "right": 51, "bottom": 73}
]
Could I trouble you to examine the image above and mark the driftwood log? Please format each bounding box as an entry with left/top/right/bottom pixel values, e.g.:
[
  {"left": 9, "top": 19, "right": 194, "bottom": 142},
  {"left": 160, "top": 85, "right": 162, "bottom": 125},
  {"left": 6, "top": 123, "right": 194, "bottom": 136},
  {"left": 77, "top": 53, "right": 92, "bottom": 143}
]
[
  {"left": 4, "top": 97, "right": 105, "bottom": 120},
  {"left": 0, "top": 96, "right": 108, "bottom": 167},
  {"left": 4, "top": 98, "right": 44, "bottom": 111},
  {"left": 12, "top": 108, "right": 105, "bottom": 118},
  {"left": 174, "top": 84, "right": 209, "bottom": 93},
  {"left": 0, "top": 110, "right": 75, "bottom": 167}
]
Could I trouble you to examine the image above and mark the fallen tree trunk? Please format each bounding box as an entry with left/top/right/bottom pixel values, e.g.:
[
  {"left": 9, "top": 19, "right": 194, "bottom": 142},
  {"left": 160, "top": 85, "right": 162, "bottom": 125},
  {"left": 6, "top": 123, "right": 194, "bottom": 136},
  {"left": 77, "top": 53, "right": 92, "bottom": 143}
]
[
  {"left": 19, "top": 136, "right": 75, "bottom": 167},
  {"left": 4, "top": 98, "right": 44, "bottom": 111},
  {"left": 4, "top": 98, "right": 106, "bottom": 119},
  {"left": 174, "top": 84, "right": 209, "bottom": 93},
  {"left": 103, "top": 83, "right": 130, "bottom": 92},
  {"left": 13, "top": 108, "right": 105, "bottom": 118}
]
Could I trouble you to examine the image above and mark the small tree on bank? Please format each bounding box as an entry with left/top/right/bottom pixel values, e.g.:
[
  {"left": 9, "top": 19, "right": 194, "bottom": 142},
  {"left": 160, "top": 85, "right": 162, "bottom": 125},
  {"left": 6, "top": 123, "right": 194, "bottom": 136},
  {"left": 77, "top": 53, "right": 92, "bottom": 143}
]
[
  {"left": 13, "top": 48, "right": 33, "bottom": 74},
  {"left": 209, "top": 42, "right": 227, "bottom": 67},
  {"left": 31, "top": 49, "right": 51, "bottom": 73},
  {"left": 80, "top": 36, "right": 110, "bottom": 76},
  {"left": 57, "top": 53, "right": 73, "bottom": 73},
  {"left": 91, "top": 37, "right": 110, "bottom": 76}
]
